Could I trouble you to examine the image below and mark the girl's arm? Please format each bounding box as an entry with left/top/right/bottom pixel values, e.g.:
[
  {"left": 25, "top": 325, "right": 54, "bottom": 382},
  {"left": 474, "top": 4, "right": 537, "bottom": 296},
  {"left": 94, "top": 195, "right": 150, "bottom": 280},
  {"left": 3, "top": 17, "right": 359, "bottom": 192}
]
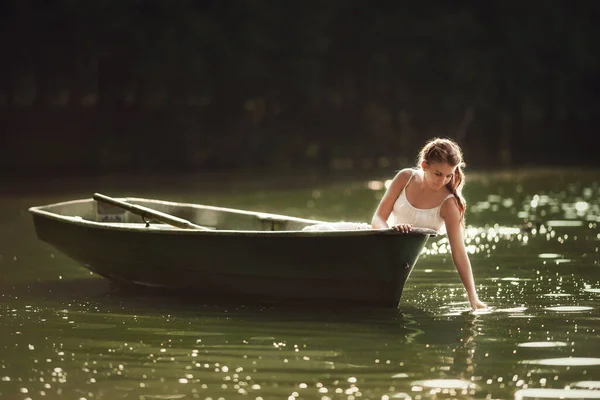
[
  {"left": 371, "top": 169, "right": 412, "bottom": 229},
  {"left": 442, "top": 199, "right": 487, "bottom": 310}
]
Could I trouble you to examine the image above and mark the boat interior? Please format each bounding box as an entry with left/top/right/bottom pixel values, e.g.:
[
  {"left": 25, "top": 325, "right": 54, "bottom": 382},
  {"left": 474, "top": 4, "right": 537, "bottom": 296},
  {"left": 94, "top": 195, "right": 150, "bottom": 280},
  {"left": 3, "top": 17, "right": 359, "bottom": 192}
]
[{"left": 34, "top": 197, "right": 322, "bottom": 232}]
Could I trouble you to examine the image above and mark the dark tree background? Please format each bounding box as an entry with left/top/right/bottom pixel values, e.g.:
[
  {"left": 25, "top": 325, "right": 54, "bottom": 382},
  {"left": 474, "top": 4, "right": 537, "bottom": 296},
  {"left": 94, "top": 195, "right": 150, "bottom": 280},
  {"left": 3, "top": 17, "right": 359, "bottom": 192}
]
[{"left": 1, "top": 0, "right": 599, "bottom": 175}]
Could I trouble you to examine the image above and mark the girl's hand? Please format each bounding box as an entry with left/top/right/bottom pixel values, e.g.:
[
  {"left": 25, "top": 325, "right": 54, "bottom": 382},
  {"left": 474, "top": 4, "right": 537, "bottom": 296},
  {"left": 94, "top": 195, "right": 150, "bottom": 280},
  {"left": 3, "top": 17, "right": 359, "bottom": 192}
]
[
  {"left": 469, "top": 296, "right": 488, "bottom": 310},
  {"left": 391, "top": 223, "right": 412, "bottom": 233}
]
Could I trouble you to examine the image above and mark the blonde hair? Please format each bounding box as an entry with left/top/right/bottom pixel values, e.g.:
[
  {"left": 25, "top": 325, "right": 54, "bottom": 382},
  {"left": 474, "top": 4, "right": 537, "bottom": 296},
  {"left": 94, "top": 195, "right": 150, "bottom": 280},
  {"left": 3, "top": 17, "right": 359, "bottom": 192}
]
[{"left": 417, "top": 137, "right": 467, "bottom": 224}]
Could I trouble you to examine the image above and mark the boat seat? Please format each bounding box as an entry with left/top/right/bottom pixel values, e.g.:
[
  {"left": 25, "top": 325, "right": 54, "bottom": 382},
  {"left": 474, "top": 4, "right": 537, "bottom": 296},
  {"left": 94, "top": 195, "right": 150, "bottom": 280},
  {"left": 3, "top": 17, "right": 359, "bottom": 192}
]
[{"left": 257, "top": 214, "right": 288, "bottom": 231}]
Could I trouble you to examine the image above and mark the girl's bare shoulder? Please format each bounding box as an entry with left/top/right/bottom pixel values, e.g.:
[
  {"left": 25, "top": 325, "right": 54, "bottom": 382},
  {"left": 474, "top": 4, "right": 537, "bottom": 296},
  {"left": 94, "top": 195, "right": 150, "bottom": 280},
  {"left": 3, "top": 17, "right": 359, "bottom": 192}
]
[
  {"left": 390, "top": 168, "right": 415, "bottom": 186},
  {"left": 441, "top": 194, "right": 461, "bottom": 219}
]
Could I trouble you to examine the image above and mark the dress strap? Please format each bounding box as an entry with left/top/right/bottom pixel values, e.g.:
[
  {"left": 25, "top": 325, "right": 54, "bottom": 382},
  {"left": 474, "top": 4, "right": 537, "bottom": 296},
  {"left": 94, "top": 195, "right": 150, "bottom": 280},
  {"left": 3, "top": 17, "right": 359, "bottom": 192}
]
[
  {"left": 437, "top": 193, "right": 457, "bottom": 217},
  {"left": 441, "top": 193, "right": 456, "bottom": 206},
  {"left": 403, "top": 169, "right": 416, "bottom": 190}
]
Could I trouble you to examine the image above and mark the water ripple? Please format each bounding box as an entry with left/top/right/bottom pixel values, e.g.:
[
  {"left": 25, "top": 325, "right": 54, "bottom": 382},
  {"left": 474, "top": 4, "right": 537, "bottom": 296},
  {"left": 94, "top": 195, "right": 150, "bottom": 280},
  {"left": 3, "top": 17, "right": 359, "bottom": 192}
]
[
  {"left": 569, "top": 381, "right": 600, "bottom": 390},
  {"left": 515, "top": 388, "right": 600, "bottom": 399},
  {"left": 517, "top": 341, "right": 569, "bottom": 348},
  {"left": 520, "top": 357, "right": 600, "bottom": 366},
  {"left": 544, "top": 306, "right": 594, "bottom": 312}
]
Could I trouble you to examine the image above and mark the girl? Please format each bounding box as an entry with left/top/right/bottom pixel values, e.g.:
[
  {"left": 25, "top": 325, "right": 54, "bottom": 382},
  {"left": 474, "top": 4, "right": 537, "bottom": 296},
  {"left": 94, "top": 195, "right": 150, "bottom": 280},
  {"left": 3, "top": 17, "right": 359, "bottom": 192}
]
[{"left": 371, "top": 138, "right": 487, "bottom": 310}]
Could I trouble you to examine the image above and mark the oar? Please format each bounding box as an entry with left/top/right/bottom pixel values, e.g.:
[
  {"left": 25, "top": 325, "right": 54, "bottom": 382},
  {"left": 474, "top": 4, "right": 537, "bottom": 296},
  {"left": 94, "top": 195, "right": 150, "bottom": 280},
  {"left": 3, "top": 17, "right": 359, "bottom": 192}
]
[{"left": 93, "top": 193, "right": 211, "bottom": 230}]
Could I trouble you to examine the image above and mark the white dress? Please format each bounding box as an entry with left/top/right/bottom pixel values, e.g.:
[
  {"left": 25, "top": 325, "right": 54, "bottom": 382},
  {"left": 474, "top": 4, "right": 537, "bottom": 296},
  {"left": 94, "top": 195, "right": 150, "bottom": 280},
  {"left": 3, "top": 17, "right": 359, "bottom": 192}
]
[
  {"left": 389, "top": 169, "right": 454, "bottom": 233},
  {"left": 302, "top": 169, "right": 455, "bottom": 233}
]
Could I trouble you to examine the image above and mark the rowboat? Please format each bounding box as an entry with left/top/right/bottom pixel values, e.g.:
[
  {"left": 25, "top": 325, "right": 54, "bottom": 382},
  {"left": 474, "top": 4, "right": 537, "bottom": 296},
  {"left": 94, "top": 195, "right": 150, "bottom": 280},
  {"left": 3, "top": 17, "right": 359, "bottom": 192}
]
[{"left": 29, "top": 193, "right": 437, "bottom": 307}]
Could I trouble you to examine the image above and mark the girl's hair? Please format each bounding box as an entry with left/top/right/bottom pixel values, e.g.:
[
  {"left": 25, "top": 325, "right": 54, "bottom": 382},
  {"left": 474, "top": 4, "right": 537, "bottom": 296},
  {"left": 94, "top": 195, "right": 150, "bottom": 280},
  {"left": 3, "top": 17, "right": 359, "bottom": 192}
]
[{"left": 417, "top": 137, "right": 467, "bottom": 224}]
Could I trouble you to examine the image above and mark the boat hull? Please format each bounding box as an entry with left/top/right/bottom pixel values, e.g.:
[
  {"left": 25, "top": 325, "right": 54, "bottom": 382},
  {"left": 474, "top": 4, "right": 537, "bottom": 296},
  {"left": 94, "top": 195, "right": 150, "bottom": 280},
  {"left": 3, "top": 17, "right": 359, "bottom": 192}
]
[{"left": 30, "top": 198, "right": 435, "bottom": 307}]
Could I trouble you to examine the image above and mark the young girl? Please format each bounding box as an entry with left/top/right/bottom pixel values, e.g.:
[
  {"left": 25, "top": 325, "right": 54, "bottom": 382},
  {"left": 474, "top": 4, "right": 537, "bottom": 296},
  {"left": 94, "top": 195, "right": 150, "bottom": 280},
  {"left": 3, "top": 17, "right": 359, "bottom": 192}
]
[{"left": 371, "top": 137, "right": 487, "bottom": 310}]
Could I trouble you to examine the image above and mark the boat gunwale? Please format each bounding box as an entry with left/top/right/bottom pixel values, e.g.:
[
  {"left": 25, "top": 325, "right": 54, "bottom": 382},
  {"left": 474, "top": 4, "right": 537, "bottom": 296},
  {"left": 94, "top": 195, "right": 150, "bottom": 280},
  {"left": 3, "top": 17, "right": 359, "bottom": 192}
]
[{"left": 29, "top": 197, "right": 438, "bottom": 237}]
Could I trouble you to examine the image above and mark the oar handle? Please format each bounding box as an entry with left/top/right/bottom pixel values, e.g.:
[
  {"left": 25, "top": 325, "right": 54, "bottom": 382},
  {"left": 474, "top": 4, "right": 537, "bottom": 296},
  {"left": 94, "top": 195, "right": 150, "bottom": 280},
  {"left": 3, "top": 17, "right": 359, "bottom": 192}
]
[{"left": 93, "top": 193, "right": 210, "bottom": 230}]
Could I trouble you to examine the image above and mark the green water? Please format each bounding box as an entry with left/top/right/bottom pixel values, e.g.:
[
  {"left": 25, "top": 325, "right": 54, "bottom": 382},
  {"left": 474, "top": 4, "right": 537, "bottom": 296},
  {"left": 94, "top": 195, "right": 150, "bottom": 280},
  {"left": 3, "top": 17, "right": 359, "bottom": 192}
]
[{"left": 1, "top": 168, "right": 599, "bottom": 400}]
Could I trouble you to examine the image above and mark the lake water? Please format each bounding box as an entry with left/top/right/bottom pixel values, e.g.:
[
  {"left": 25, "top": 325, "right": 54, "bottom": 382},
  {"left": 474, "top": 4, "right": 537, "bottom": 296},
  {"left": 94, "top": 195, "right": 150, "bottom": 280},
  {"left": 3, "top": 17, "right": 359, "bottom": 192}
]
[{"left": 1, "top": 168, "right": 599, "bottom": 400}]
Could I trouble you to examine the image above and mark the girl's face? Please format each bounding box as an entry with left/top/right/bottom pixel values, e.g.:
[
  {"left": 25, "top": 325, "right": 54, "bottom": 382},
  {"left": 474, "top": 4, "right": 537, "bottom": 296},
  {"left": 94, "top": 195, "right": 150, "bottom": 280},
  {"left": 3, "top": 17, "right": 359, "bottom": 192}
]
[{"left": 423, "top": 161, "right": 456, "bottom": 190}]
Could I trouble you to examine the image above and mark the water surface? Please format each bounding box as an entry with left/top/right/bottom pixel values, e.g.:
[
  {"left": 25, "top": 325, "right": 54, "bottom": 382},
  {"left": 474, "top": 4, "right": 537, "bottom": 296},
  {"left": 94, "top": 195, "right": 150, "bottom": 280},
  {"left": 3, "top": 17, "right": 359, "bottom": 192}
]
[{"left": 1, "top": 168, "right": 599, "bottom": 399}]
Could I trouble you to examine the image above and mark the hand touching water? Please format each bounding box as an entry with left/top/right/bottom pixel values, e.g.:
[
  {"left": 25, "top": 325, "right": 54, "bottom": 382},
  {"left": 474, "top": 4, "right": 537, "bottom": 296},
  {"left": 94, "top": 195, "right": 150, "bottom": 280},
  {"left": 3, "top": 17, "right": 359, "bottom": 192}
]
[{"left": 469, "top": 295, "right": 488, "bottom": 310}]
